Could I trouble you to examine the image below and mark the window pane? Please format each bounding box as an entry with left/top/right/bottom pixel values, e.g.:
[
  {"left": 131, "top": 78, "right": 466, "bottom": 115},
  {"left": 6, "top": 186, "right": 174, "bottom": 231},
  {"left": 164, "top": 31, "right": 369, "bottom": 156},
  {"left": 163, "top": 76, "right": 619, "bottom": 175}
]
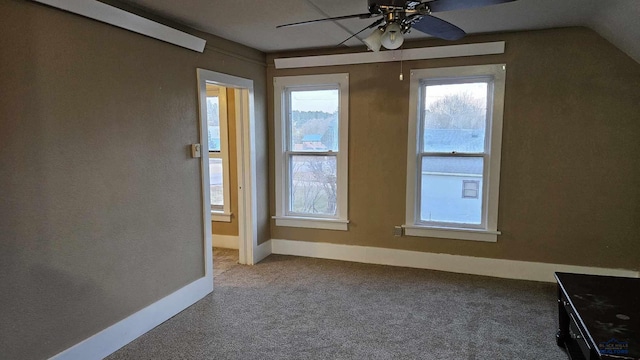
[
  {"left": 289, "top": 89, "right": 339, "bottom": 151},
  {"left": 290, "top": 155, "right": 337, "bottom": 216},
  {"left": 423, "top": 82, "right": 488, "bottom": 153},
  {"left": 209, "top": 158, "right": 223, "bottom": 208},
  {"left": 420, "top": 156, "right": 483, "bottom": 224},
  {"left": 207, "top": 96, "right": 221, "bottom": 152}
]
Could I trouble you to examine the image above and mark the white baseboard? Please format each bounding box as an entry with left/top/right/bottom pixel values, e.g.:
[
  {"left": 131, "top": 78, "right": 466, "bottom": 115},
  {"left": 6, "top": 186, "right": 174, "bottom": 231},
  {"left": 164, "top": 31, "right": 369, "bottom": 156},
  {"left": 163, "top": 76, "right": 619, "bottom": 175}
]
[
  {"left": 270, "top": 239, "right": 639, "bottom": 283},
  {"left": 254, "top": 239, "right": 272, "bottom": 264},
  {"left": 212, "top": 235, "right": 238, "bottom": 249},
  {"left": 49, "top": 276, "right": 212, "bottom": 360}
]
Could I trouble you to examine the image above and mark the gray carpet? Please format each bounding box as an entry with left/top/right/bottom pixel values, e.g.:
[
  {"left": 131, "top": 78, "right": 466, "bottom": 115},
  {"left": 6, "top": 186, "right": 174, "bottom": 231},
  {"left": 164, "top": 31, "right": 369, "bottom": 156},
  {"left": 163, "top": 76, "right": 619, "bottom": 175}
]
[
  {"left": 212, "top": 248, "right": 240, "bottom": 278},
  {"left": 106, "top": 249, "right": 567, "bottom": 359}
]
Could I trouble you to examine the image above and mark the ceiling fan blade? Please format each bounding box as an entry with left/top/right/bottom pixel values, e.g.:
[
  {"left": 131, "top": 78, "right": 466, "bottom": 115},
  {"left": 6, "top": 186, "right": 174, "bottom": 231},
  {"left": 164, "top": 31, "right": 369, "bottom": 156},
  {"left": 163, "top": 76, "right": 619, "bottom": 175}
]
[
  {"left": 427, "top": 0, "right": 517, "bottom": 13},
  {"left": 277, "top": 13, "right": 375, "bottom": 28},
  {"left": 337, "top": 18, "right": 385, "bottom": 46},
  {"left": 412, "top": 14, "right": 466, "bottom": 40}
]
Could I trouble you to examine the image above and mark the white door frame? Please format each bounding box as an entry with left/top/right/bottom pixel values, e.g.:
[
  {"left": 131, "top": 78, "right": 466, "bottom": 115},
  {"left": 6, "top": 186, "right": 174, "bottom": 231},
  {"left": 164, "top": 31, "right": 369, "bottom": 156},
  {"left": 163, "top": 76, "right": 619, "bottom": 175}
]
[{"left": 197, "top": 68, "right": 258, "bottom": 267}]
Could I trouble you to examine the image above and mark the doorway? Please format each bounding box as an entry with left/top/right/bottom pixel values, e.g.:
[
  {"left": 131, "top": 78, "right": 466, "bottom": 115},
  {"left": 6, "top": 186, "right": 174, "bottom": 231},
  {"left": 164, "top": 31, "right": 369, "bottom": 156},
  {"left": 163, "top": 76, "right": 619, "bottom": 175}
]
[
  {"left": 196, "top": 69, "right": 258, "bottom": 285},
  {"left": 205, "top": 84, "right": 239, "bottom": 249}
]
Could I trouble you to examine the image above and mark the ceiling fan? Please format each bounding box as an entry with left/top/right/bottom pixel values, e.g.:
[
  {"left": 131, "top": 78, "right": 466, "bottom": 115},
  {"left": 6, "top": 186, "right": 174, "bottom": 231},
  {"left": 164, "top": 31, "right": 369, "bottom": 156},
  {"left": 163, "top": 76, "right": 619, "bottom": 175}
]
[{"left": 277, "top": 0, "right": 517, "bottom": 51}]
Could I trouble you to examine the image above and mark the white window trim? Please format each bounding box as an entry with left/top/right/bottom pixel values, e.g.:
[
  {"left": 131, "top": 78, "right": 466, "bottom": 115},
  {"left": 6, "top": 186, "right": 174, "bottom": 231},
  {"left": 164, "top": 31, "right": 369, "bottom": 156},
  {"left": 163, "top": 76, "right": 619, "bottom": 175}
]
[
  {"left": 272, "top": 216, "right": 349, "bottom": 231},
  {"left": 210, "top": 212, "right": 232, "bottom": 222},
  {"left": 404, "top": 64, "right": 506, "bottom": 242},
  {"left": 206, "top": 86, "right": 232, "bottom": 222},
  {"left": 273, "top": 73, "right": 349, "bottom": 231}
]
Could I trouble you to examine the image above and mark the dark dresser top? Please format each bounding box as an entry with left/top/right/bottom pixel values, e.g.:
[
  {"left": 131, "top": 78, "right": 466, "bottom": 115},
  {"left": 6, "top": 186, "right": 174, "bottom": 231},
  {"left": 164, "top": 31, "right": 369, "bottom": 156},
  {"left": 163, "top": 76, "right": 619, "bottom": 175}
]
[{"left": 556, "top": 272, "right": 640, "bottom": 359}]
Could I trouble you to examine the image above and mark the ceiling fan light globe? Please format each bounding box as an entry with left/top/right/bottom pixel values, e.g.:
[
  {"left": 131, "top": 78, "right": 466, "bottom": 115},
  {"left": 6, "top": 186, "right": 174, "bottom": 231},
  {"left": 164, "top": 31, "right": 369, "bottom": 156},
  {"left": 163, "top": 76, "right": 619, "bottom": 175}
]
[
  {"left": 381, "top": 23, "right": 403, "bottom": 49},
  {"left": 363, "top": 28, "right": 383, "bottom": 52}
]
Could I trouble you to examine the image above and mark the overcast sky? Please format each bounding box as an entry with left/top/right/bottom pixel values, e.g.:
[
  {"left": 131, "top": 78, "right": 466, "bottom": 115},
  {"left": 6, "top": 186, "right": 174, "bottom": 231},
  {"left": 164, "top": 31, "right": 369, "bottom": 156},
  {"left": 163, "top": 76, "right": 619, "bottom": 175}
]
[{"left": 291, "top": 89, "right": 339, "bottom": 113}]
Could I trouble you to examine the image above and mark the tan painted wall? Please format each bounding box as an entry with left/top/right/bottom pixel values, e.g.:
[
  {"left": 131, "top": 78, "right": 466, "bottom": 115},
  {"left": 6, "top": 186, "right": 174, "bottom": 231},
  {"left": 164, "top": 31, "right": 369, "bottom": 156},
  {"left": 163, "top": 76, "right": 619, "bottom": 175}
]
[
  {"left": 0, "top": 1, "right": 267, "bottom": 359},
  {"left": 267, "top": 27, "right": 640, "bottom": 271}
]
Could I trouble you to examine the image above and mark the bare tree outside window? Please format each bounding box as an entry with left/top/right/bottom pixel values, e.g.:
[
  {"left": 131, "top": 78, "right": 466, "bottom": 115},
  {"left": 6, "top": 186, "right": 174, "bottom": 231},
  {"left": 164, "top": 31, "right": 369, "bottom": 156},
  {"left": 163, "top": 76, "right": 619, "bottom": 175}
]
[
  {"left": 287, "top": 89, "right": 339, "bottom": 216},
  {"left": 290, "top": 155, "right": 337, "bottom": 215},
  {"left": 289, "top": 109, "right": 338, "bottom": 215},
  {"left": 425, "top": 91, "right": 486, "bottom": 130}
]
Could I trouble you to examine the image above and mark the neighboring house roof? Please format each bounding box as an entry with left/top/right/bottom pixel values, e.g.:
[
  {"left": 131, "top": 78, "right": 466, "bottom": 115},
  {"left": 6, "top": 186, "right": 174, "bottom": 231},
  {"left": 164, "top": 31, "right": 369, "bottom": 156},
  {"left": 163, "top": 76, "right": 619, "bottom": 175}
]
[
  {"left": 424, "top": 129, "right": 485, "bottom": 153},
  {"left": 423, "top": 129, "right": 485, "bottom": 175}
]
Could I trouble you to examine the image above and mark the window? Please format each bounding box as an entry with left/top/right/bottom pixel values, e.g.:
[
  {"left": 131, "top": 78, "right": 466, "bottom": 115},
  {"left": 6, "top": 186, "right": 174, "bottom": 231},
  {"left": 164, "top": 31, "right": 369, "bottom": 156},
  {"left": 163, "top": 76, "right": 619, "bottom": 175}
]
[
  {"left": 273, "top": 74, "right": 349, "bottom": 230},
  {"left": 462, "top": 180, "right": 480, "bottom": 199},
  {"left": 404, "top": 64, "right": 506, "bottom": 242},
  {"left": 206, "top": 84, "right": 231, "bottom": 222}
]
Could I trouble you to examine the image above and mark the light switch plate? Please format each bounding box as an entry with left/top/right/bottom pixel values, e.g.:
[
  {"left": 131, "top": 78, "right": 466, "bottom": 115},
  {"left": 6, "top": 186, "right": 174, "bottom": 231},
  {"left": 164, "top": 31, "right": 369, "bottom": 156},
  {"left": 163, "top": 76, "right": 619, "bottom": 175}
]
[{"left": 191, "top": 144, "right": 202, "bottom": 158}]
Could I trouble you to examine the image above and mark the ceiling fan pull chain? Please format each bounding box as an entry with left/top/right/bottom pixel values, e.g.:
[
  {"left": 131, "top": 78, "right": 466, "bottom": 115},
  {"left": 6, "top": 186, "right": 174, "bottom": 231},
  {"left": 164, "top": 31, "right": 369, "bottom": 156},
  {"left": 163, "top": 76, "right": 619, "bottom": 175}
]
[{"left": 399, "top": 47, "right": 404, "bottom": 81}]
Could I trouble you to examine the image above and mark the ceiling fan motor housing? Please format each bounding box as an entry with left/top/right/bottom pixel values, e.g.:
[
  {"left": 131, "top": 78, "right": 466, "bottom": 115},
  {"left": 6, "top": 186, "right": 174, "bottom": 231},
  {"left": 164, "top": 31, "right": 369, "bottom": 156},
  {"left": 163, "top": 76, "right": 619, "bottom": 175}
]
[{"left": 368, "top": 0, "right": 411, "bottom": 14}]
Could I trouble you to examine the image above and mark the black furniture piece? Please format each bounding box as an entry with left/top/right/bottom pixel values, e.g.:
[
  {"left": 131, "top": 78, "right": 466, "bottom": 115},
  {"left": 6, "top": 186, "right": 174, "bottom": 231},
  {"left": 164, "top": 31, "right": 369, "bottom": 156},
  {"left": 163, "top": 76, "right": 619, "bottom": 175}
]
[{"left": 555, "top": 272, "right": 640, "bottom": 360}]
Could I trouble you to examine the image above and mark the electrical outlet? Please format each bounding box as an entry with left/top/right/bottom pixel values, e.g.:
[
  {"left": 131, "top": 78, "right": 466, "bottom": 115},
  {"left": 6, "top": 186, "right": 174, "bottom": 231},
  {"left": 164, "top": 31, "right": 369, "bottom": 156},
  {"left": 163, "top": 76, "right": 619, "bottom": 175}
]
[{"left": 393, "top": 226, "right": 403, "bottom": 237}]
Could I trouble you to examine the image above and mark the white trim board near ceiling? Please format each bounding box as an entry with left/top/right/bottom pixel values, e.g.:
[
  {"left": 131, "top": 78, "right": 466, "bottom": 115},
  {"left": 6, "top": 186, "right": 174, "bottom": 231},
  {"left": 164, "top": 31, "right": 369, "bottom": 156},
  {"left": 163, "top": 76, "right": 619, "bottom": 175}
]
[
  {"left": 33, "top": 0, "right": 206, "bottom": 52},
  {"left": 274, "top": 41, "right": 505, "bottom": 69}
]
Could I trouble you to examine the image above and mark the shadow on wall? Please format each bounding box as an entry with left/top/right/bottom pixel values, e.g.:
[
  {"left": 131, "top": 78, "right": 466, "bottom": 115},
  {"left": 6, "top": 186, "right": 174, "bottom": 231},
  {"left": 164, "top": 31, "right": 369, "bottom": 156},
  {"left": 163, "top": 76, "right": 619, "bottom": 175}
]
[{"left": 1, "top": 263, "right": 118, "bottom": 359}]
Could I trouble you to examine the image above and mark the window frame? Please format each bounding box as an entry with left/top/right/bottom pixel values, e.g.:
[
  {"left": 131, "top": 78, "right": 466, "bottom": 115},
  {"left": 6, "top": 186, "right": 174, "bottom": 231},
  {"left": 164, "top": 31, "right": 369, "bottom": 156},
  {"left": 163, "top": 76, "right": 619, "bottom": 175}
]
[
  {"left": 404, "top": 64, "right": 506, "bottom": 242},
  {"left": 273, "top": 73, "right": 349, "bottom": 231},
  {"left": 206, "top": 85, "right": 232, "bottom": 222}
]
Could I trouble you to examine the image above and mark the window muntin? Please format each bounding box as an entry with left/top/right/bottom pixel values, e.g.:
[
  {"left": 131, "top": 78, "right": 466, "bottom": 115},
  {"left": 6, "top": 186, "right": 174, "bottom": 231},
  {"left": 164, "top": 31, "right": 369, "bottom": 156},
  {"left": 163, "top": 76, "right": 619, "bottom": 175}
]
[
  {"left": 405, "top": 64, "right": 505, "bottom": 241},
  {"left": 274, "top": 74, "right": 349, "bottom": 230}
]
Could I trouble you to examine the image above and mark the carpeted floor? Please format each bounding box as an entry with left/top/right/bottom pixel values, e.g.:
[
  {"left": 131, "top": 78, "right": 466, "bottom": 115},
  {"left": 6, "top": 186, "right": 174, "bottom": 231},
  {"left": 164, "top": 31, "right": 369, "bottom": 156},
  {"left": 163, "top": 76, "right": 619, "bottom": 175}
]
[
  {"left": 212, "top": 248, "right": 240, "bottom": 278},
  {"left": 106, "top": 249, "right": 567, "bottom": 359}
]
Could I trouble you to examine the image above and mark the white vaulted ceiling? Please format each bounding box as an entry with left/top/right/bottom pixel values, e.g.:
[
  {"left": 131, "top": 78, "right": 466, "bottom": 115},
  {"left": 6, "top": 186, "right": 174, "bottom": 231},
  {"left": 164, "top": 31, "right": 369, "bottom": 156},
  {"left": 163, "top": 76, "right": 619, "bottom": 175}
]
[{"left": 118, "top": 0, "right": 640, "bottom": 62}]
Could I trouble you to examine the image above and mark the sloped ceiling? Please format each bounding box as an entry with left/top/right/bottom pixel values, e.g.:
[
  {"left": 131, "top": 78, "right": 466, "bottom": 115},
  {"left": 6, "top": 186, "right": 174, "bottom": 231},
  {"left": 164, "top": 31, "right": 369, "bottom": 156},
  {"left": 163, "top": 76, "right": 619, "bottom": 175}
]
[{"left": 119, "top": 0, "right": 640, "bottom": 62}]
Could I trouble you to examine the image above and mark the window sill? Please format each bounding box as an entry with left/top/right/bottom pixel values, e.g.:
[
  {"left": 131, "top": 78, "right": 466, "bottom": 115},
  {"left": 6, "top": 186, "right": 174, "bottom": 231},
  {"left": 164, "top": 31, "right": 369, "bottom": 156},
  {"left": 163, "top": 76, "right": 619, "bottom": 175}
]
[
  {"left": 273, "top": 216, "right": 349, "bottom": 231},
  {"left": 211, "top": 211, "right": 232, "bottom": 223},
  {"left": 402, "top": 225, "right": 500, "bottom": 242}
]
